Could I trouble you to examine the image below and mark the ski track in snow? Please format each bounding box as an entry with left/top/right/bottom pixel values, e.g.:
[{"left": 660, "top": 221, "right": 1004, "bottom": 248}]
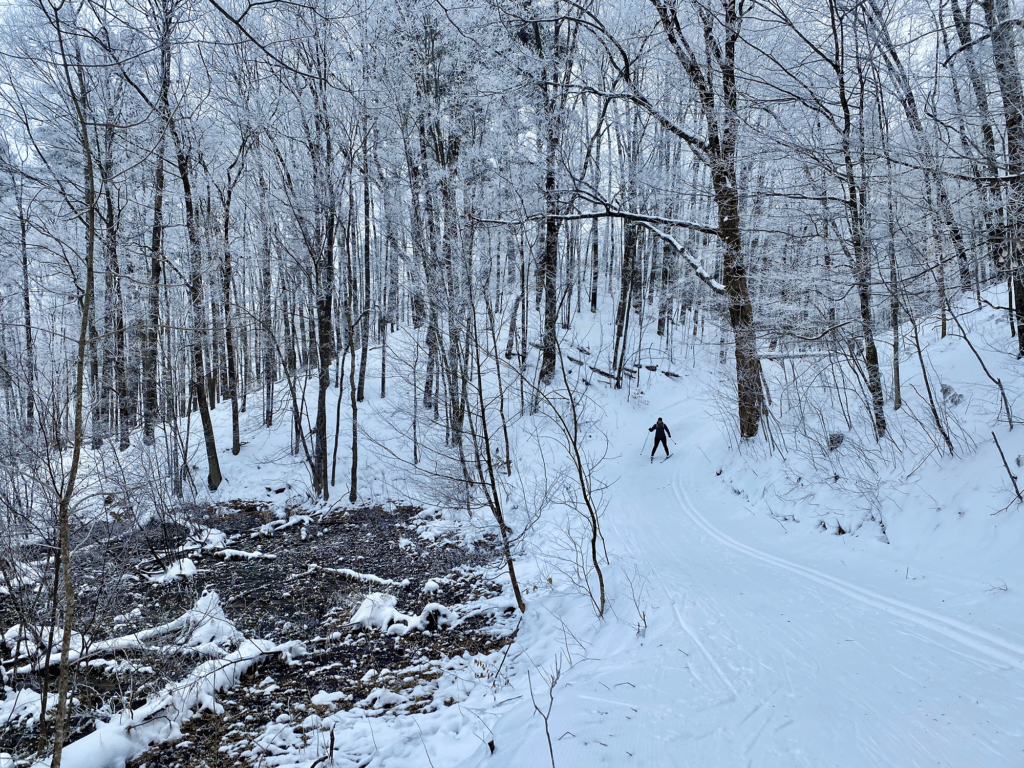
[
  {"left": 593, "top": 433, "right": 1024, "bottom": 767},
  {"left": 669, "top": 472, "right": 1024, "bottom": 671},
  {"left": 670, "top": 601, "right": 738, "bottom": 698}
]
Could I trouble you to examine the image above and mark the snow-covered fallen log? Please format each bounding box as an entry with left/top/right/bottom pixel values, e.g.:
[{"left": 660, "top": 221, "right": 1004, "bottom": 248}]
[
  {"left": 28, "top": 638, "right": 304, "bottom": 768},
  {"left": 291, "top": 563, "right": 410, "bottom": 587},
  {"left": 24, "top": 594, "right": 304, "bottom": 768},
  {"left": 7, "top": 590, "right": 244, "bottom": 674},
  {"left": 213, "top": 548, "right": 277, "bottom": 561}
]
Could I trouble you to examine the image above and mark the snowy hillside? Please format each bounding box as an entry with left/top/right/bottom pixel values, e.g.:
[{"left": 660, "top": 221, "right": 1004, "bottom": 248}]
[
  {"left": 2, "top": 290, "right": 1020, "bottom": 768},
  {"left": 466, "top": 296, "right": 1024, "bottom": 767},
  {"left": 5, "top": 0, "right": 1024, "bottom": 763}
]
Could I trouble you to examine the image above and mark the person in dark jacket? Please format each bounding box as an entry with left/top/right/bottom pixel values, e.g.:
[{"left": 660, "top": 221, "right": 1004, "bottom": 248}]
[{"left": 649, "top": 417, "right": 671, "bottom": 461}]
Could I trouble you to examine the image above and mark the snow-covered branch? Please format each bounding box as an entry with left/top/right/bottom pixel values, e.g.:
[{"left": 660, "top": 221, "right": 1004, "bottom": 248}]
[{"left": 636, "top": 223, "right": 726, "bottom": 295}]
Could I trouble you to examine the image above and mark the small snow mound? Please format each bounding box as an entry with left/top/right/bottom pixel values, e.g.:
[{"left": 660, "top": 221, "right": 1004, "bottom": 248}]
[
  {"left": 423, "top": 579, "right": 440, "bottom": 593},
  {"left": 184, "top": 591, "right": 245, "bottom": 652},
  {"left": 147, "top": 558, "right": 197, "bottom": 584},
  {"left": 350, "top": 593, "right": 402, "bottom": 631},
  {"left": 0, "top": 687, "right": 52, "bottom": 728},
  {"left": 349, "top": 593, "right": 454, "bottom": 636},
  {"left": 362, "top": 687, "right": 406, "bottom": 710},
  {"left": 311, "top": 690, "right": 348, "bottom": 706}
]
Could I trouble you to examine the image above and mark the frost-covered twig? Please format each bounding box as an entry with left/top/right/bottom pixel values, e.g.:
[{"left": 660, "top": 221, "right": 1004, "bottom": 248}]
[
  {"left": 308, "top": 726, "right": 336, "bottom": 768},
  {"left": 635, "top": 222, "right": 725, "bottom": 295}
]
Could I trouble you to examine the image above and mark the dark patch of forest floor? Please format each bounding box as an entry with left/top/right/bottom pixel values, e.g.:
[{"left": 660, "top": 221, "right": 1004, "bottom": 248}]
[{"left": 0, "top": 500, "right": 514, "bottom": 767}]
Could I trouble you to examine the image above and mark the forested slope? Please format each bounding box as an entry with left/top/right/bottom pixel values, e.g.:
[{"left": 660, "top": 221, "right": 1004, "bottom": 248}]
[{"left": 1, "top": 0, "right": 1023, "bottom": 764}]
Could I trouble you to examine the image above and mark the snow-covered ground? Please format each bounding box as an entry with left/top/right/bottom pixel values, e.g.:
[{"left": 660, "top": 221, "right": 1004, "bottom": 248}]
[
  {"left": 472, "top": 369, "right": 1024, "bottom": 767},
  {"left": 467, "top": 302, "right": 1023, "bottom": 767},
  {"left": 7, "top": 295, "right": 1023, "bottom": 768}
]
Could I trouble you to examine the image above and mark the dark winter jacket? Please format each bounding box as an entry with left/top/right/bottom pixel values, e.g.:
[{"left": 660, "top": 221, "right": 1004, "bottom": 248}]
[{"left": 649, "top": 421, "right": 671, "bottom": 441}]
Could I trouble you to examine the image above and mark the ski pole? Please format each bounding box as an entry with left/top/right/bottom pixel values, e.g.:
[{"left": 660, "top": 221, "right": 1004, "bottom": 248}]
[{"left": 641, "top": 434, "right": 649, "bottom": 456}]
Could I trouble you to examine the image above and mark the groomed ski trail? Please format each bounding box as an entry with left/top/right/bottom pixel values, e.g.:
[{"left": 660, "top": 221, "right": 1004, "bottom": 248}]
[
  {"left": 515, "top": 441, "right": 1024, "bottom": 767},
  {"left": 472, "top": 405, "right": 1024, "bottom": 768},
  {"left": 670, "top": 476, "right": 1024, "bottom": 671}
]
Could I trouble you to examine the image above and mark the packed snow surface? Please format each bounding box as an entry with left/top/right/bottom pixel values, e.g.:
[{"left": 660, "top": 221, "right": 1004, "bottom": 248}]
[{"left": 473, "top": 434, "right": 1024, "bottom": 766}]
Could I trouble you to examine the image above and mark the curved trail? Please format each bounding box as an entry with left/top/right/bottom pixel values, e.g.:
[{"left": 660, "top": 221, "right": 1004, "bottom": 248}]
[
  {"left": 594, "top": 439, "right": 1024, "bottom": 767},
  {"left": 482, "top": 403, "right": 1024, "bottom": 768},
  {"left": 671, "top": 477, "right": 1024, "bottom": 671}
]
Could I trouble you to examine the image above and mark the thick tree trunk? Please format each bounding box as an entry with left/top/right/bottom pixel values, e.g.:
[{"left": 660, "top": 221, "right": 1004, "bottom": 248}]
[
  {"left": 982, "top": 0, "right": 1024, "bottom": 354},
  {"left": 714, "top": 168, "right": 763, "bottom": 438},
  {"left": 314, "top": 259, "right": 335, "bottom": 500},
  {"left": 589, "top": 218, "right": 599, "bottom": 313},
  {"left": 715, "top": 3, "right": 763, "bottom": 438},
  {"left": 612, "top": 219, "right": 638, "bottom": 388},
  {"left": 142, "top": 137, "right": 165, "bottom": 447},
  {"left": 647, "top": 0, "right": 764, "bottom": 438},
  {"left": 539, "top": 149, "right": 561, "bottom": 383}
]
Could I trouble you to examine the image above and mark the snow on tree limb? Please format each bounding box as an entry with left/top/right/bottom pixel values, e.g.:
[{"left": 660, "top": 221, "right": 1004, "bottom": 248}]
[{"left": 636, "top": 222, "right": 726, "bottom": 295}]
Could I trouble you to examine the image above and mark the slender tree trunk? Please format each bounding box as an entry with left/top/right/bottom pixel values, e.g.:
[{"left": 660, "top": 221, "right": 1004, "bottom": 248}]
[
  {"left": 357, "top": 149, "right": 371, "bottom": 402},
  {"left": 348, "top": 329, "right": 358, "bottom": 503},
  {"left": 950, "top": 0, "right": 1003, "bottom": 274},
  {"left": 259, "top": 174, "right": 275, "bottom": 428},
  {"left": 657, "top": 241, "right": 672, "bottom": 336},
  {"left": 832, "top": 0, "right": 885, "bottom": 437},
  {"left": 142, "top": 15, "right": 171, "bottom": 447},
  {"left": 15, "top": 181, "right": 36, "bottom": 432},
  {"left": 466, "top": 308, "right": 526, "bottom": 613},
  {"left": 221, "top": 178, "right": 241, "bottom": 455},
  {"left": 49, "top": 22, "right": 98, "bottom": 768},
  {"left": 97, "top": 113, "right": 129, "bottom": 452},
  {"left": 171, "top": 129, "right": 222, "bottom": 491}
]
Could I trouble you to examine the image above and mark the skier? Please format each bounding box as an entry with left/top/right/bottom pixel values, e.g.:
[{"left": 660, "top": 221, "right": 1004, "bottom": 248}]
[{"left": 649, "top": 417, "right": 671, "bottom": 462}]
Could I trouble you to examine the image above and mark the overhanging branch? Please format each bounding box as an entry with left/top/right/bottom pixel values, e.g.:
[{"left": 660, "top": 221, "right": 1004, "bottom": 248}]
[{"left": 636, "top": 222, "right": 725, "bottom": 295}]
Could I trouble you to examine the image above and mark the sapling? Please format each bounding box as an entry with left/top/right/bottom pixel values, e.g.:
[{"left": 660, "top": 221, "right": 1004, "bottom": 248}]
[
  {"left": 528, "top": 658, "right": 563, "bottom": 768},
  {"left": 945, "top": 300, "right": 1013, "bottom": 429},
  {"left": 623, "top": 566, "right": 650, "bottom": 636}
]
